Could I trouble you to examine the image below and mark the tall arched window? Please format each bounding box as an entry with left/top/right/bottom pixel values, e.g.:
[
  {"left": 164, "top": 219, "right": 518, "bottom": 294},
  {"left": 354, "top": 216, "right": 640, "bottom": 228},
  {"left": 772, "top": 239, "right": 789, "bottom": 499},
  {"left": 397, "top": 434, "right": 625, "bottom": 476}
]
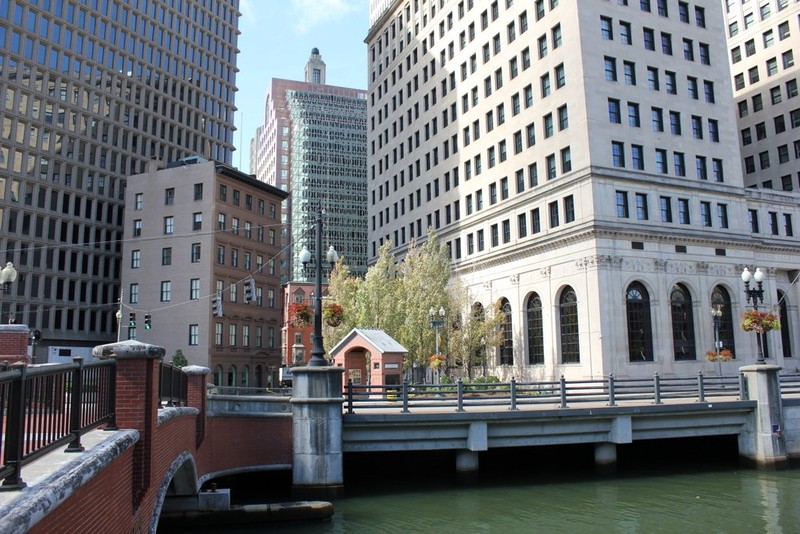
[
  {"left": 227, "top": 364, "right": 237, "bottom": 386},
  {"left": 670, "top": 283, "right": 696, "bottom": 360},
  {"left": 711, "top": 286, "right": 736, "bottom": 356},
  {"left": 255, "top": 365, "right": 264, "bottom": 387},
  {"left": 527, "top": 293, "right": 544, "bottom": 365},
  {"left": 626, "top": 282, "right": 653, "bottom": 361},
  {"left": 215, "top": 365, "right": 224, "bottom": 386},
  {"left": 778, "top": 290, "right": 792, "bottom": 359},
  {"left": 242, "top": 365, "right": 250, "bottom": 387},
  {"left": 499, "top": 298, "right": 513, "bottom": 365},
  {"left": 559, "top": 287, "right": 580, "bottom": 363},
  {"left": 472, "top": 303, "right": 486, "bottom": 372}
]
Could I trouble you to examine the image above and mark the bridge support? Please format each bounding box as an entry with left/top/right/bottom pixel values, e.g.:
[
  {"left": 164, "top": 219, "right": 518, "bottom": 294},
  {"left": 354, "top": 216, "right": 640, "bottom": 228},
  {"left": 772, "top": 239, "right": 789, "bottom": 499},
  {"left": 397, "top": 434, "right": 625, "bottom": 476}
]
[
  {"left": 594, "top": 443, "right": 617, "bottom": 474},
  {"left": 290, "top": 366, "right": 345, "bottom": 498},
  {"left": 455, "top": 450, "right": 480, "bottom": 484},
  {"left": 738, "top": 365, "right": 787, "bottom": 468}
]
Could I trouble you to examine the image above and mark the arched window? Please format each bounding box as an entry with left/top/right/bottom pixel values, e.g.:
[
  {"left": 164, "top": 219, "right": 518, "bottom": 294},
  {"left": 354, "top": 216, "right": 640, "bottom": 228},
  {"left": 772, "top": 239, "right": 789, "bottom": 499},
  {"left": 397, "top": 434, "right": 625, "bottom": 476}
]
[
  {"left": 214, "top": 365, "right": 224, "bottom": 386},
  {"left": 559, "top": 287, "right": 580, "bottom": 363},
  {"left": 242, "top": 365, "right": 250, "bottom": 387},
  {"left": 670, "top": 283, "right": 696, "bottom": 360},
  {"left": 711, "top": 286, "right": 736, "bottom": 356},
  {"left": 499, "top": 298, "right": 513, "bottom": 365},
  {"left": 778, "top": 290, "right": 792, "bottom": 359},
  {"left": 227, "top": 364, "right": 237, "bottom": 386},
  {"left": 527, "top": 293, "right": 544, "bottom": 365},
  {"left": 626, "top": 282, "right": 653, "bottom": 361},
  {"left": 472, "top": 302, "right": 486, "bottom": 374}
]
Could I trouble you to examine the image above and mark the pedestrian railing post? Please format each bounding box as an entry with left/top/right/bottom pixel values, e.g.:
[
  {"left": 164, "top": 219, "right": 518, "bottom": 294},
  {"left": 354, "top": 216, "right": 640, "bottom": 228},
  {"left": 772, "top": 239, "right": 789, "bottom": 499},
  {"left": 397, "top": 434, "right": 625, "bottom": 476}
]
[
  {"left": 2, "top": 362, "right": 29, "bottom": 490},
  {"left": 653, "top": 372, "right": 662, "bottom": 405},
  {"left": 456, "top": 378, "right": 464, "bottom": 412},
  {"left": 559, "top": 375, "right": 567, "bottom": 408},
  {"left": 401, "top": 379, "right": 409, "bottom": 413},
  {"left": 346, "top": 379, "right": 354, "bottom": 414},
  {"left": 739, "top": 372, "right": 747, "bottom": 400},
  {"left": 66, "top": 357, "right": 86, "bottom": 452},
  {"left": 509, "top": 377, "right": 517, "bottom": 411},
  {"left": 697, "top": 371, "right": 705, "bottom": 403},
  {"left": 607, "top": 373, "right": 616, "bottom": 407}
]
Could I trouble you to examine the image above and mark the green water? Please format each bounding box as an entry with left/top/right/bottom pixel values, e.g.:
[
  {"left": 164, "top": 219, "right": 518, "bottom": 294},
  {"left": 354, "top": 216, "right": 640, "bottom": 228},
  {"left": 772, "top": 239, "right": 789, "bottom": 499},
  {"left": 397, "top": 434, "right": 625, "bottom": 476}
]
[{"left": 267, "top": 469, "right": 800, "bottom": 533}]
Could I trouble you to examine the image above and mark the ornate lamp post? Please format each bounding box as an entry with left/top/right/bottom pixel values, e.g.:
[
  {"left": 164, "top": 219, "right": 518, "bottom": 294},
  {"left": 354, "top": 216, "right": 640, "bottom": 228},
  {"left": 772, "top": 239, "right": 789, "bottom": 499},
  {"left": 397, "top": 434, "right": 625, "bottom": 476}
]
[
  {"left": 711, "top": 304, "right": 723, "bottom": 376},
  {"left": 299, "top": 204, "right": 338, "bottom": 367},
  {"left": 741, "top": 267, "right": 766, "bottom": 364},
  {"left": 429, "top": 306, "right": 445, "bottom": 384},
  {"left": 1, "top": 262, "right": 18, "bottom": 323}
]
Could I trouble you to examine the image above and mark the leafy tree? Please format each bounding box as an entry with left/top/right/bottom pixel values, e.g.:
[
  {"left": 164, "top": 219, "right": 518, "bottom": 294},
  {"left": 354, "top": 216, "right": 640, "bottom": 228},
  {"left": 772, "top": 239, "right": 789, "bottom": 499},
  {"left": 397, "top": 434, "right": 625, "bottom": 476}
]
[{"left": 171, "top": 349, "right": 188, "bottom": 368}]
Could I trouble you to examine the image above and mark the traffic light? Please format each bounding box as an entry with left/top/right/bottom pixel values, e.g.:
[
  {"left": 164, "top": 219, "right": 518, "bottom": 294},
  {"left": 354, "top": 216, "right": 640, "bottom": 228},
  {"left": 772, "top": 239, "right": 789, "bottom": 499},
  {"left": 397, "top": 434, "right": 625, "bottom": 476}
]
[
  {"left": 129, "top": 312, "right": 136, "bottom": 327},
  {"left": 211, "top": 293, "right": 224, "bottom": 317},
  {"left": 244, "top": 278, "right": 256, "bottom": 302},
  {"left": 144, "top": 313, "right": 152, "bottom": 329}
]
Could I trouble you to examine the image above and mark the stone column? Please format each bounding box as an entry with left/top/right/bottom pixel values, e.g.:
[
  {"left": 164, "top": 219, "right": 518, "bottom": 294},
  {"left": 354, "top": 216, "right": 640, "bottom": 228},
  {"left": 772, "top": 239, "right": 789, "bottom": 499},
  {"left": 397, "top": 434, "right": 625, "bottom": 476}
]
[
  {"left": 184, "top": 365, "right": 210, "bottom": 447},
  {"left": 290, "top": 366, "right": 345, "bottom": 498},
  {"left": 738, "top": 364, "right": 787, "bottom": 468}
]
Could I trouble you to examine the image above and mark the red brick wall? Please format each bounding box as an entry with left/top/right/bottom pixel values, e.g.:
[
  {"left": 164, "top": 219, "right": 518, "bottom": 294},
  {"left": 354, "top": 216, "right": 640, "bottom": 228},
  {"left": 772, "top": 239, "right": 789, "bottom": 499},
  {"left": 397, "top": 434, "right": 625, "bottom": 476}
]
[
  {"left": 0, "top": 327, "right": 29, "bottom": 363},
  {"left": 203, "top": 417, "right": 293, "bottom": 473}
]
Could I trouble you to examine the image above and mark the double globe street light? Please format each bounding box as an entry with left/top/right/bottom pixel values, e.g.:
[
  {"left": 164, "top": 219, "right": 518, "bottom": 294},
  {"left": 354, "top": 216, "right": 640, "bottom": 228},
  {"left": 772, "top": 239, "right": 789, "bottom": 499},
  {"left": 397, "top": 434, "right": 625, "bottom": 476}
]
[
  {"left": 299, "top": 204, "right": 338, "bottom": 367},
  {"left": 741, "top": 267, "right": 766, "bottom": 364}
]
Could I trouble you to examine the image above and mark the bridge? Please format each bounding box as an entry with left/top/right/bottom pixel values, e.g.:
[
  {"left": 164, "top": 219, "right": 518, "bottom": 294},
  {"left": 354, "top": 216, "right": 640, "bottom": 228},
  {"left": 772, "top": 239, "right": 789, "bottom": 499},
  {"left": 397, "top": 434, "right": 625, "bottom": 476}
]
[{"left": 0, "top": 331, "right": 799, "bottom": 532}]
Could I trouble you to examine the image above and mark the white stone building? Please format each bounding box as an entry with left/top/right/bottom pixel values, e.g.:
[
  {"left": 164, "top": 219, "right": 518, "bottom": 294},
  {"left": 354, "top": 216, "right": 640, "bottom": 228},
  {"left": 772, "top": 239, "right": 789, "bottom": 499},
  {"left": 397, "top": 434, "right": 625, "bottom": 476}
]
[{"left": 365, "top": 0, "right": 800, "bottom": 380}]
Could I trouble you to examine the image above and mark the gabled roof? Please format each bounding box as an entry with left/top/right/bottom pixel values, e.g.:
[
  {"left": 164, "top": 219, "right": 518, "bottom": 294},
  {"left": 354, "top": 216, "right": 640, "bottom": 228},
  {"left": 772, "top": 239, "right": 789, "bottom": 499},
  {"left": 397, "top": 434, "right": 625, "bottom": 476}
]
[{"left": 329, "top": 328, "right": 408, "bottom": 356}]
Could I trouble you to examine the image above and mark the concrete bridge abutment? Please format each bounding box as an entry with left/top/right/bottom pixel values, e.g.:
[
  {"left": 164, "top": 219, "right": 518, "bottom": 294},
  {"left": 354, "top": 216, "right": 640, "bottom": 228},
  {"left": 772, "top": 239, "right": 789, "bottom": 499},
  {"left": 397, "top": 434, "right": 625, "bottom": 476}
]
[{"left": 738, "top": 365, "right": 788, "bottom": 468}]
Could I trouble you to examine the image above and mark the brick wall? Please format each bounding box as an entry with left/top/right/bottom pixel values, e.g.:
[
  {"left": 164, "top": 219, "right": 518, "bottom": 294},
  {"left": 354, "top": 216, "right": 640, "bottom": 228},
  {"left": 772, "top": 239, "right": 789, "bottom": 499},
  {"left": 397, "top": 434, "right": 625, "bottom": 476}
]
[{"left": 0, "top": 325, "right": 29, "bottom": 364}]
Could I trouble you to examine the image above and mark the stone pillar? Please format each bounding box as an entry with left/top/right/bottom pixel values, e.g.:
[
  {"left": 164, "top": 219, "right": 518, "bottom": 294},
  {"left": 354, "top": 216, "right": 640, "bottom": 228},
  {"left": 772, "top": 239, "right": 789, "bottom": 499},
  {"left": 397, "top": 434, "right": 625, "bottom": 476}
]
[
  {"left": 455, "top": 450, "right": 480, "bottom": 484},
  {"left": 595, "top": 442, "right": 617, "bottom": 474},
  {"left": 738, "top": 364, "right": 787, "bottom": 468},
  {"left": 290, "top": 366, "right": 345, "bottom": 498}
]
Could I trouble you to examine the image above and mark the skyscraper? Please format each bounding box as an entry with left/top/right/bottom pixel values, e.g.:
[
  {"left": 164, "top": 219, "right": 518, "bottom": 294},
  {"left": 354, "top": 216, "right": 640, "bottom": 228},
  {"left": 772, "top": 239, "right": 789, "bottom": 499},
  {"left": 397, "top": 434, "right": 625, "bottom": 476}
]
[
  {"left": 366, "top": 0, "right": 800, "bottom": 380},
  {"left": 0, "top": 0, "right": 239, "bottom": 360},
  {"left": 722, "top": 0, "right": 799, "bottom": 190},
  {"left": 250, "top": 48, "right": 368, "bottom": 284}
]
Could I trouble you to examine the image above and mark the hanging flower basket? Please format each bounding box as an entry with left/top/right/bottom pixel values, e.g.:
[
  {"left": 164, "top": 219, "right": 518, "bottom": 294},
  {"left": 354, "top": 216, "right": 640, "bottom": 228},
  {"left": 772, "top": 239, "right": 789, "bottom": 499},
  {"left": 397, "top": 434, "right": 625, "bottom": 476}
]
[
  {"left": 322, "top": 302, "right": 344, "bottom": 327},
  {"left": 705, "top": 349, "right": 734, "bottom": 362},
  {"left": 288, "top": 302, "right": 313, "bottom": 328},
  {"left": 740, "top": 309, "right": 781, "bottom": 333},
  {"left": 428, "top": 353, "right": 446, "bottom": 370}
]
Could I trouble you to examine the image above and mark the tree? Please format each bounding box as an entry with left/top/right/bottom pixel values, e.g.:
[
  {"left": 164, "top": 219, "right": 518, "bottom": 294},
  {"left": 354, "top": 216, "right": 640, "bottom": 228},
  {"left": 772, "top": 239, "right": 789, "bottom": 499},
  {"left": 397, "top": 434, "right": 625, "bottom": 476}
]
[{"left": 171, "top": 349, "right": 188, "bottom": 368}]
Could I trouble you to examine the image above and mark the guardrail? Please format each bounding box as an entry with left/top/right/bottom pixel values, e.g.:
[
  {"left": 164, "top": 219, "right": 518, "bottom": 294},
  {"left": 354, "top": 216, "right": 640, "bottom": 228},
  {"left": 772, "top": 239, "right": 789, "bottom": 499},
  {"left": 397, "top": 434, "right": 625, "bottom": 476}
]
[
  {"left": 159, "top": 362, "right": 188, "bottom": 407},
  {"left": 0, "top": 358, "right": 116, "bottom": 490},
  {"left": 779, "top": 373, "right": 800, "bottom": 396},
  {"left": 344, "top": 372, "right": 747, "bottom": 414}
]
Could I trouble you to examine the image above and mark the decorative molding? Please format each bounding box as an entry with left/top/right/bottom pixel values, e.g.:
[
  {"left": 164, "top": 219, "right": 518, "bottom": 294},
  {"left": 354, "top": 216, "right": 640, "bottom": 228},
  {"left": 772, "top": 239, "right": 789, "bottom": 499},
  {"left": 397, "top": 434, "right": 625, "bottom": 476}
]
[
  {"left": 509, "top": 274, "right": 519, "bottom": 284},
  {"left": 696, "top": 262, "right": 708, "bottom": 274},
  {"left": 654, "top": 259, "right": 668, "bottom": 272}
]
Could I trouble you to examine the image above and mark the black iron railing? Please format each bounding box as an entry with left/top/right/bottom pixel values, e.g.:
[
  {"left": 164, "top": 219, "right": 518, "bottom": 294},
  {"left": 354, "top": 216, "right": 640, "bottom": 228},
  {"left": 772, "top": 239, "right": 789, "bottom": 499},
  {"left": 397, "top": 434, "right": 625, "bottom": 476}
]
[
  {"left": 344, "top": 372, "right": 747, "bottom": 414},
  {"left": 159, "top": 362, "right": 188, "bottom": 407},
  {"left": 0, "top": 358, "right": 116, "bottom": 490}
]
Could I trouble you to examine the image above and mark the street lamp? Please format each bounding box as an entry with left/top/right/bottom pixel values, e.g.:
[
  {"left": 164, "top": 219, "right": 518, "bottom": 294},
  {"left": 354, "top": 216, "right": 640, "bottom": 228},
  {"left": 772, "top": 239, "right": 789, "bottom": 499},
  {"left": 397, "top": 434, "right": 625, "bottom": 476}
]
[
  {"left": 1, "top": 262, "right": 17, "bottom": 293},
  {"left": 299, "top": 204, "right": 338, "bottom": 367},
  {"left": 711, "top": 304, "right": 723, "bottom": 376},
  {"left": 429, "top": 306, "right": 445, "bottom": 384},
  {"left": 741, "top": 267, "right": 766, "bottom": 364}
]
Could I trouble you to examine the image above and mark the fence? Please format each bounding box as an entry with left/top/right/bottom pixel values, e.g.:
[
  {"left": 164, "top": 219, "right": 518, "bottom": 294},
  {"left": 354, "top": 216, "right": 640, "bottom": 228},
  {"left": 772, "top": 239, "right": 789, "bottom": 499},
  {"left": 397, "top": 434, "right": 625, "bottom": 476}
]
[
  {"left": 0, "top": 358, "right": 116, "bottom": 490},
  {"left": 159, "top": 362, "right": 188, "bottom": 407},
  {"left": 344, "top": 372, "right": 748, "bottom": 414}
]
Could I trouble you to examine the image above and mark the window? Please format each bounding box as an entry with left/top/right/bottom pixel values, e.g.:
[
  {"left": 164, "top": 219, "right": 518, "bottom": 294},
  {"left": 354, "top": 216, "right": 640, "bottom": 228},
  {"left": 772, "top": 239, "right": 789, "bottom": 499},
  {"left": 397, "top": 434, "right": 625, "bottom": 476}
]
[
  {"left": 564, "top": 195, "right": 575, "bottom": 223},
  {"left": 700, "top": 201, "right": 712, "bottom": 227},
  {"left": 608, "top": 98, "right": 621, "bottom": 123},
  {"left": 549, "top": 200, "right": 559, "bottom": 227},
  {"left": 626, "top": 283, "right": 653, "bottom": 362},
  {"left": 601, "top": 16, "right": 613, "bottom": 40},
  {"left": 749, "top": 209, "right": 760, "bottom": 233},
  {"left": 717, "top": 204, "right": 729, "bottom": 228},
  {"left": 526, "top": 294, "right": 544, "bottom": 365},
  {"left": 643, "top": 28, "right": 655, "bottom": 51},
  {"left": 616, "top": 191, "right": 629, "bottom": 218},
  {"left": 623, "top": 61, "right": 636, "bottom": 85},
  {"left": 669, "top": 111, "right": 681, "bottom": 135},
  {"left": 699, "top": 43, "right": 710, "bottom": 65},
  {"left": 164, "top": 188, "right": 175, "bottom": 205},
  {"left": 189, "top": 325, "right": 199, "bottom": 346},
  {"left": 555, "top": 64, "right": 566, "bottom": 88},
  {"left": 673, "top": 152, "right": 685, "bottom": 176},
  {"left": 604, "top": 57, "right": 617, "bottom": 81},
  {"left": 191, "top": 243, "right": 201, "bottom": 263},
  {"left": 160, "top": 281, "right": 171, "bottom": 302},
  {"left": 131, "top": 250, "right": 140, "bottom": 268},
  {"left": 660, "top": 196, "right": 673, "bottom": 223},
  {"left": 612, "top": 142, "right": 626, "bottom": 168},
  {"left": 632, "top": 145, "right": 644, "bottom": 170},
  {"left": 134, "top": 193, "right": 143, "bottom": 210},
  {"left": 696, "top": 156, "right": 707, "bottom": 180},
  {"left": 647, "top": 67, "right": 659, "bottom": 90},
  {"left": 665, "top": 71, "right": 676, "bottom": 94},
  {"left": 559, "top": 287, "right": 580, "bottom": 364},
  {"left": 620, "top": 21, "right": 632, "bottom": 44},
  {"left": 161, "top": 247, "right": 172, "bottom": 266},
  {"left": 129, "top": 284, "right": 140, "bottom": 304},
  {"left": 133, "top": 219, "right": 142, "bottom": 237},
  {"left": 661, "top": 33, "right": 672, "bottom": 55},
  {"left": 655, "top": 148, "right": 668, "bottom": 173},
  {"left": 163, "top": 216, "right": 174, "bottom": 234},
  {"left": 190, "top": 278, "right": 200, "bottom": 300},
  {"left": 683, "top": 39, "right": 694, "bottom": 61},
  {"left": 678, "top": 198, "right": 690, "bottom": 224},
  {"left": 561, "top": 147, "right": 572, "bottom": 173},
  {"left": 691, "top": 116, "right": 703, "bottom": 139},
  {"left": 671, "top": 284, "right": 696, "bottom": 361},
  {"left": 628, "top": 103, "right": 640, "bottom": 127}
]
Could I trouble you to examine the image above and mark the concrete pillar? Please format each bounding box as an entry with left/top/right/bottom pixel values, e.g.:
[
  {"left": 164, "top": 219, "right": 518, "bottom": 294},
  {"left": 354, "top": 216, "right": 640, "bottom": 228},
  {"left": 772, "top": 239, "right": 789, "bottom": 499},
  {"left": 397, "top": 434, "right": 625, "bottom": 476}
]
[
  {"left": 594, "top": 442, "right": 617, "bottom": 474},
  {"left": 290, "top": 366, "right": 345, "bottom": 498},
  {"left": 184, "top": 365, "right": 210, "bottom": 447},
  {"left": 455, "top": 450, "right": 480, "bottom": 484},
  {"left": 738, "top": 364, "right": 787, "bottom": 468}
]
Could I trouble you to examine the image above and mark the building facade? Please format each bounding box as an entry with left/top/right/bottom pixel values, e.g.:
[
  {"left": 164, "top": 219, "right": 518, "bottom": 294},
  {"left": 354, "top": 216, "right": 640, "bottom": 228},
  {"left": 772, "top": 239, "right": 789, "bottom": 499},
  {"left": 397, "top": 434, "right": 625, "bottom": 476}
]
[
  {"left": 0, "top": 0, "right": 239, "bottom": 361},
  {"left": 366, "top": 0, "right": 800, "bottom": 381},
  {"left": 249, "top": 49, "right": 369, "bottom": 284},
  {"left": 121, "top": 158, "right": 287, "bottom": 388},
  {"left": 723, "top": 0, "right": 799, "bottom": 190}
]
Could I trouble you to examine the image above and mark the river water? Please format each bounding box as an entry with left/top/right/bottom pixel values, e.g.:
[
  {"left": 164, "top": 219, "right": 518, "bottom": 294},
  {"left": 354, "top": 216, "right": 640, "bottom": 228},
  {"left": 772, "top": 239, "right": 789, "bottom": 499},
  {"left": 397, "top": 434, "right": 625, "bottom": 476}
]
[{"left": 176, "top": 440, "right": 800, "bottom": 533}]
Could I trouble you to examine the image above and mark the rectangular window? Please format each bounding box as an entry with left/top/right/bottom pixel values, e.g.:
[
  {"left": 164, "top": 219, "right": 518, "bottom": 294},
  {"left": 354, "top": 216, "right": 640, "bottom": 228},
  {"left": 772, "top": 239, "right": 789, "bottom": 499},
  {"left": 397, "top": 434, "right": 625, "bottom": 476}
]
[
  {"left": 612, "top": 141, "right": 626, "bottom": 167},
  {"left": 717, "top": 204, "right": 729, "bottom": 229},
  {"left": 678, "top": 198, "right": 690, "bottom": 224},
  {"left": 660, "top": 196, "right": 673, "bottom": 223},
  {"left": 700, "top": 201, "right": 712, "bottom": 227},
  {"left": 635, "top": 193, "right": 648, "bottom": 220},
  {"left": 549, "top": 201, "right": 559, "bottom": 228},
  {"left": 616, "top": 191, "right": 630, "bottom": 218}
]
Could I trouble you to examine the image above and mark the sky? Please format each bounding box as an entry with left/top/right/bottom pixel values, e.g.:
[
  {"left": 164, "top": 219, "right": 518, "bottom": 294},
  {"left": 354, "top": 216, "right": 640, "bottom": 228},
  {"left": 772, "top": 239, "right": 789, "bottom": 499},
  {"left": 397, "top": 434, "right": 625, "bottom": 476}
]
[{"left": 232, "top": 0, "right": 371, "bottom": 173}]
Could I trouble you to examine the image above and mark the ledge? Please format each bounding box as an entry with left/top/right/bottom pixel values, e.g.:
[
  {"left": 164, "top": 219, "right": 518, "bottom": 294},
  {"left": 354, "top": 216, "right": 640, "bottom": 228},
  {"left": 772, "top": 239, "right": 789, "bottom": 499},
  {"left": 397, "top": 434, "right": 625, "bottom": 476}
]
[
  {"left": 158, "top": 406, "right": 200, "bottom": 426},
  {"left": 0, "top": 429, "right": 139, "bottom": 534}
]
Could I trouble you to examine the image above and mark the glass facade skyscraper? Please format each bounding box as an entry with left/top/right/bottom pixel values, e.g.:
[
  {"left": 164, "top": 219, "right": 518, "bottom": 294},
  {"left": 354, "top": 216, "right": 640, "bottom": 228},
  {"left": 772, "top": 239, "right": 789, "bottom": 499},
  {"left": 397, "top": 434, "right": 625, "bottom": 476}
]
[{"left": 0, "top": 0, "right": 239, "bottom": 358}]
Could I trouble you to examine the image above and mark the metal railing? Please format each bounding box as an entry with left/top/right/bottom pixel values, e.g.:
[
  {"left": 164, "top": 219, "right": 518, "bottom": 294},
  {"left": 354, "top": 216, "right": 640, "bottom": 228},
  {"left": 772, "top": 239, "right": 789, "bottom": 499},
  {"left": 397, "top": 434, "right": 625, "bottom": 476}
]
[
  {"left": 0, "top": 358, "right": 116, "bottom": 490},
  {"left": 159, "top": 363, "right": 188, "bottom": 407},
  {"left": 344, "top": 372, "right": 746, "bottom": 414},
  {"left": 779, "top": 373, "right": 800, "bottom": 396}
]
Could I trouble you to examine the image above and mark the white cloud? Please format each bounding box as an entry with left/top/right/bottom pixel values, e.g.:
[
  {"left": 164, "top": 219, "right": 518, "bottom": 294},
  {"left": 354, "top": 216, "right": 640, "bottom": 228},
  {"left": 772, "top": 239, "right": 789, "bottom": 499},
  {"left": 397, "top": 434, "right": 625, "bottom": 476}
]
[{"left": 290, "top": 0, "right": 360, "bottom": 34}]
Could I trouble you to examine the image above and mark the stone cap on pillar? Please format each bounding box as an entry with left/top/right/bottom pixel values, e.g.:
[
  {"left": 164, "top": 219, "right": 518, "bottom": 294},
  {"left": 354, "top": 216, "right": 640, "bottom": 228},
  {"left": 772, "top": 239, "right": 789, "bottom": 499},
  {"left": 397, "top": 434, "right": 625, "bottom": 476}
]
[
  {"left": 92, "top": 339, "right": 166, "bottom": 360},
  {"left": 739, "top": 364, "right": 782, "bottom": 373},
  {"left": 182, "top": 365, "right": 211, "bottom": 375}
]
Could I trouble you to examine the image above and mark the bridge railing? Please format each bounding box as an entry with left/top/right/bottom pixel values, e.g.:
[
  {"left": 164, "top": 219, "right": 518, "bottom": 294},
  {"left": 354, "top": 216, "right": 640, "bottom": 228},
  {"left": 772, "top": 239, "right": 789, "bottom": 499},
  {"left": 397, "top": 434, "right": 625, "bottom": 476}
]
[
  {"left": 0, "top": 358, "right": 116, "bottom": 490},
  {"left": 343, "top": 372, "right": 746, "bottom": 414},
  {"left": 159, "top": 362, "right": 188, "bottom": 407},
  {"left": 779, "top": 373, "right": 800, "bottom": 396}
]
